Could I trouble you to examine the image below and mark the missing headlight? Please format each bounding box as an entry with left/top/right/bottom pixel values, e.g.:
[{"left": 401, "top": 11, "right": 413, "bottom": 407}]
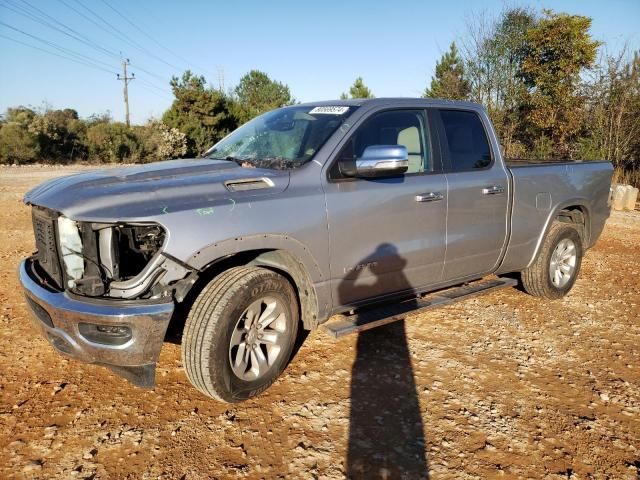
[
  {"left": 114, "top": 225, "right": 165, "bottom": 280},
  {"left": 68, "top": 222, "right": 166, "bottom": 298}
]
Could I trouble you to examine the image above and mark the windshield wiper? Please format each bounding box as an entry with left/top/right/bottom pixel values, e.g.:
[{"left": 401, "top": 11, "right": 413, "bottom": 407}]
[
  {"left": 209, "top": 155, "right": 247, "bottom": 166},
  {"left": 209, "top": 155, "right": 297, "bottom": 170},
  {"left": 250, "top": 157, "right": 298, "bottom": 170}
]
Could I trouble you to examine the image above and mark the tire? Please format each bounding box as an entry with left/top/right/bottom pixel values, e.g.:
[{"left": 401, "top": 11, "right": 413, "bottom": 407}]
[
  {"left": 182, "top": 266, "right": 299, "bottom": 402},
  {"left": 520, "top": 221, "right": 583, "bottom": 299}
]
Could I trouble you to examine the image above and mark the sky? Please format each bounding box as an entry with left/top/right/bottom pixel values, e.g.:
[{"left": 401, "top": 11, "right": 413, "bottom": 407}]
[{"left": 0, "top": 0, "right": 639, "bottom": 125}]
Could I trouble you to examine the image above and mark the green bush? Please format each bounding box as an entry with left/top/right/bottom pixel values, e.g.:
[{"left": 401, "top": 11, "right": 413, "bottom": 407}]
[
  {"left": 86, "top": 122, "right": 142, "bottom": 163},
  {"left": 134, "top": 121, "right": 187, "bottom": 162},
  {"left": 0, "top": 121, "right": 39, "bottom": 164},
  {"left": 27, "top": 109, "right": 87, "bottom": 163}
]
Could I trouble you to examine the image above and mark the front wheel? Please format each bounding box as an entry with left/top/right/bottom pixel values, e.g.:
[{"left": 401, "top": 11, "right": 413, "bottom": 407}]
[
  {"left": 182, "top": 266, "right": 299, "bottom": 402},
  {"left": 520, "top": 221, "right": 583, "bottom": 299}
]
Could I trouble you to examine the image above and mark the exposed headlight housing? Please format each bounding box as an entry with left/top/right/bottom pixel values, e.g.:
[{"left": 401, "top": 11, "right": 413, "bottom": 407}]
[
  {"left": 97, "top": 223, "right": 167, "bottom": 299},
  {"left": 57, "top": 220, "right": 166, "bottom": 298},
  {"left": 32, "top": 207, "right": 171, "bottom": 298},
  {"left": 57, "top": 216, "right": 85, "bottom": 288}
]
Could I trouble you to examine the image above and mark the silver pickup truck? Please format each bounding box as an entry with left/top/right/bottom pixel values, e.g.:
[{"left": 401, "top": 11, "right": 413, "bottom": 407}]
[{"left": 19, "top": 98, "right": 613, "bottom": 402}]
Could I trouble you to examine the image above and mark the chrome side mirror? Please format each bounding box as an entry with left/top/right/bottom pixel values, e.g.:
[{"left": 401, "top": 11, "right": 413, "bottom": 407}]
[{"left": 340, "top": 145, "right": 409, "bottom": 178}]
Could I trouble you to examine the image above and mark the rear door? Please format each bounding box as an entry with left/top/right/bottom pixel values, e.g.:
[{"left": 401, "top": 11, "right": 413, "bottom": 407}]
[
  {"left": 324, "top": 108, "right": 447, "bottom": 308},
  {"left": 434, "top": 108, "right": 510, "bottom": 281}
]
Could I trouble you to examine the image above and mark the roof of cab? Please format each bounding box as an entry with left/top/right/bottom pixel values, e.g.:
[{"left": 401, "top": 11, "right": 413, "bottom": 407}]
[{"left": 297, "top": 97, "right": 485, "bottom": 111}]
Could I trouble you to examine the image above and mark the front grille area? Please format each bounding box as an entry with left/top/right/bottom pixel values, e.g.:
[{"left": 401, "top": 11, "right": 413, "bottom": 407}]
[{"left": 31, "top": 207, "right": 63, "bottom": 289}]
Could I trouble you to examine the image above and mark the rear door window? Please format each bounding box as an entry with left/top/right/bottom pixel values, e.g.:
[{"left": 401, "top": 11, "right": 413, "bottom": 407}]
[{"left": 437, "top": 110, "right": 492, "bottom": 171}]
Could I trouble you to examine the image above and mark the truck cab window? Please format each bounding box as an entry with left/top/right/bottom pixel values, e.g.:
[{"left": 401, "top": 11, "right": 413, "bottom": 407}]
[
  {"left": 332, "top": 110, "right": 430, "bottom": 178},
  {"left": 438, "top": 110, "right": 492, "bottom": 171}
]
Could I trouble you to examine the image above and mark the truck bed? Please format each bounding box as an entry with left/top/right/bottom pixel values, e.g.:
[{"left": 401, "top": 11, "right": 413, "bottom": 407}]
[{"left": 496, "top": 160, "right": 613, "bottom": 274}]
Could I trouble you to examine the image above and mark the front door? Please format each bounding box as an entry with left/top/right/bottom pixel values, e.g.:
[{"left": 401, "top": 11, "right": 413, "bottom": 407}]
[{"left": 324, "top": 109, "right": 447, "bottom": 308}]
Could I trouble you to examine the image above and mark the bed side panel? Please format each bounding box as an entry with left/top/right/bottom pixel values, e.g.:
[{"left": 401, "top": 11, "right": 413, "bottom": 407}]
[{"left": 497, "top": 162, "right": 612, "bottom": 274}]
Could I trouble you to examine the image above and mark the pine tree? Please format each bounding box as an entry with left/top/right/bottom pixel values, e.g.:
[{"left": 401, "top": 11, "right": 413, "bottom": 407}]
[
  {"left": 423, "top": 42, "right": 471, "bottom": 100},
  {"left": 234, "top": 70, "right": 294, "bottom": 124},
  {"left": 340, "top": 77, "right": 374, "bottom": 99}
]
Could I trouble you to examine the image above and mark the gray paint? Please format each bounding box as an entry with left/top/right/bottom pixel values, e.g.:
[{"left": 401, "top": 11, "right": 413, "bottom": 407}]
[
  {"left": 23, "top": 98, "right": 613, "bottom": 327},
  {"left": 496, "top": 161, "right": 613, "bottom": 274}
]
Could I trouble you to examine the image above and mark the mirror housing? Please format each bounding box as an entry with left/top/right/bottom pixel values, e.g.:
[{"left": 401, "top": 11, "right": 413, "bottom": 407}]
[{"left": 339, "top": 145, "right": 409, "bottom": 178}]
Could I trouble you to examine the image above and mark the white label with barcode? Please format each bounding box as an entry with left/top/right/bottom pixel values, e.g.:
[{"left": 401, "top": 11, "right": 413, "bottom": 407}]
[{"left": 309, "top": 106, "right": 350, "bottom": 115}]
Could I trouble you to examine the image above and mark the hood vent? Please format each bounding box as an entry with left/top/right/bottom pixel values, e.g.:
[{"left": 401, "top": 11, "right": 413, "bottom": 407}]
[{"left": 224, "top": 177, "right": 275, "bottom": 192}]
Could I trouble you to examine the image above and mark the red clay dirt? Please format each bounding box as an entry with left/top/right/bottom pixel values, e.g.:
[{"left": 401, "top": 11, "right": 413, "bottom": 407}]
[{"left": 0, "top": 166, "right": 638, "bottom": 479}]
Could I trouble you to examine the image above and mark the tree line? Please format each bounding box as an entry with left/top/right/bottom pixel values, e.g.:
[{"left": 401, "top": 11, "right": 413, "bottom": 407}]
[
  {"left": 0, "top": 69, "right": 293, "bottom": 164},
  {"left": 1, "top": 7, "right": 638, "bottom": 186},
  {"left": 423, "top": 8, "right": 640, "bottom": 186}
]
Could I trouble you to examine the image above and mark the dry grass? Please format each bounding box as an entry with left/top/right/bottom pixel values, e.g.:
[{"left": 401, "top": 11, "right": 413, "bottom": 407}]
[{"left": 613, "top": 166, "right": 640, "bottom": 188}]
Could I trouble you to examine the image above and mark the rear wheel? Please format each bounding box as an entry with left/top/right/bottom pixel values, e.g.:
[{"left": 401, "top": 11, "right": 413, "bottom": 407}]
[
  {"left": 520, "top": 221, "right": 583, "bottom": 299},
  {"left": 182, "top": 266, "right": 299, "bottom": 402}
]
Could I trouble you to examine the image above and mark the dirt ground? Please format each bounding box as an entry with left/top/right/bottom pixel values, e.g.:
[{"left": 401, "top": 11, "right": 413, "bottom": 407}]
[{"left": 0, "top": 165, "right": 638, "bottom": 480}]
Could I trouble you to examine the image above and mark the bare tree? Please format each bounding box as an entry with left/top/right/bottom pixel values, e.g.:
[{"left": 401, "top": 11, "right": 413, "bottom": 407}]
[{"left": 583, "top": 47, "right": 640, "bottom": 168}]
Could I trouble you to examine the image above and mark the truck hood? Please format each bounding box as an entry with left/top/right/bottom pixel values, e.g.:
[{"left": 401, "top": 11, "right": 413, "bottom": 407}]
[{"left": 24, "top": 158, "right": 290, "bottom": 222}]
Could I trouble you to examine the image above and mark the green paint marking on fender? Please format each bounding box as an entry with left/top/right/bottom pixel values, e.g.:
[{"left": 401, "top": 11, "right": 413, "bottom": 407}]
[{"left": 196, "top": 207, "right": 215, "bottom": 216}]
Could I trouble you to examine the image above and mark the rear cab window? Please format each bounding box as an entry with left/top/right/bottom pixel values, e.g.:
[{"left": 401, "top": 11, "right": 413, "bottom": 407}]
[{"left": 436, "top": 109, "right": 492, "bottom": 171}]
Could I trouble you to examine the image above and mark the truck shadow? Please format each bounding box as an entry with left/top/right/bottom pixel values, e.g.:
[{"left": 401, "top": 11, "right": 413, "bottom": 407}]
[{"left": 339, "top": 244, "right": 429, "bottom": 479}]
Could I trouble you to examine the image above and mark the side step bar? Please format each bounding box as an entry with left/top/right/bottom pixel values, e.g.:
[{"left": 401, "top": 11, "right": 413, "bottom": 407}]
[{"left": 322, "top": 277, "right": 518, "bottom": 338}]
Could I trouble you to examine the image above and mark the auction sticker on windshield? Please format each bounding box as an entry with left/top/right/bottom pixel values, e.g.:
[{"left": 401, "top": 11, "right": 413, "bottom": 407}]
[{"left": 309, "top": 106, "right": 350, "bottom": 115}]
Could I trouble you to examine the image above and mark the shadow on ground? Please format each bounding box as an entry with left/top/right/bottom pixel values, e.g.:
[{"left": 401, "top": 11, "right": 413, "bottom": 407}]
[{"left": 339, "top": 244, "right": 429, "bottom": 479}]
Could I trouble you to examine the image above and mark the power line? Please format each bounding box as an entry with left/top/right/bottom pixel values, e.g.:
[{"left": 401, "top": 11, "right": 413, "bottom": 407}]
[
  {"left": 4, "top": 0, "right": 121, "bottom": 60},
  {"left": 54, "top": 0, "right": 130, "bottom": 47},
  {"left": 74, "top": 0, "right": 184, "bottom": 76},
  {"left": 97, "top": 0, "right": 183, "bottom": 73},
  {"left": 127, "top": 61, "right": 171, "bottom": 83},
  {"left": 0, "top": 20, "right": 118, "bottom": 73},
  {"left": 3, "top": 0, "right": 175, "bottom": 90},
  {"left": 137, "top": 6, "right": 212, "bottom": 75},
  {"left": 1, "top": 1, "right": 178, "bottom": 119},
  {"left": 63, "top": 0, "right": 181, "bottom": 87},
  {"left": 0, "top": 32, "right": 115, "bottom": 74},
  {"left": 136, "top": 80, "right": 174, "bottom": 100},
  {"left": 69, "top": 0, "right": 160, "bottom": 58},
  {"left": 0, "top": 31, "right": 172, "bottom": 102},
  {"left": 0, "top": 33, "right": 172, "bottom": 126},
  {"left": 97, "top": 0, "right": 208, "bottom": 75},
  {"left": 1, "top": 18, "right": 171, "bottom": 94},
  {"left": 136, "top": 77, "right": 171, "bottom": 94}
]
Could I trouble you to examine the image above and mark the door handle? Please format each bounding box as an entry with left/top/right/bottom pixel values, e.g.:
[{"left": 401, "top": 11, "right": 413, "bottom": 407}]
[
  {"left": 482, "top": 185, "right": 505, "bottom": 195},
  {"left": 415, "top": 192, "right": 443, "bottom": 202}
]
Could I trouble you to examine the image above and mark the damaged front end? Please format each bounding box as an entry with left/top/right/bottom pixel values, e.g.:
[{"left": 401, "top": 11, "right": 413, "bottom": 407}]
[
  {"left": 22, "top": 206, "right": 196, "bottom": 387},
  {"left": 31, "top": 205, "right": 195, "bottom": 300}
]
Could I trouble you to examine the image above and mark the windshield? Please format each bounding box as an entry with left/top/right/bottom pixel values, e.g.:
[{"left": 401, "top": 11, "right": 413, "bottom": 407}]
[{"left": 205, "top": 105, "right": 356, "bottom": 169}]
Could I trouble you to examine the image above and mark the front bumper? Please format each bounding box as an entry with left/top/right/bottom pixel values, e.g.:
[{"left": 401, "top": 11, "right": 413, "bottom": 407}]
[{"left": 19, "top": 258, "right": 174, "bottom": 387}]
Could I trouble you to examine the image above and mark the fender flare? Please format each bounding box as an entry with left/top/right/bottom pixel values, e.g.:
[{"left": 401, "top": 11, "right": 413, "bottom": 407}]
[
  {"left": 527, "top": 198, "right": 592, "bottom": 268},
  {"left": 187, "top": 234, "right": 331, "bottom": 329}
]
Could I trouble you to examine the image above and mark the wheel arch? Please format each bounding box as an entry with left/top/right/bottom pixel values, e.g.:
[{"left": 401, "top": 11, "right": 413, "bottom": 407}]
[
  {"left": 527, "top": 199, "right": 592, "bottom": 269},
  {"left": 185, "top": 235, "right": 330, "bottom": 330}
]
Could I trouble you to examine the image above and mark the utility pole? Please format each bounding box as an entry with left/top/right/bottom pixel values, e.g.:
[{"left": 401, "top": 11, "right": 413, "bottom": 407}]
[
  {"left": 217, "top": 65, "right": 225, "bottom": 92},
  {"left": 117, "top": 59, "right": 134, "bottom": 127}
]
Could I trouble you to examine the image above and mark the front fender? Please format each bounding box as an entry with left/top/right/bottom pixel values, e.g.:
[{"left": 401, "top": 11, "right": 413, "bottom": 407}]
[{"left": 186, "top": 234, "right": 332, "bottom": 328}]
